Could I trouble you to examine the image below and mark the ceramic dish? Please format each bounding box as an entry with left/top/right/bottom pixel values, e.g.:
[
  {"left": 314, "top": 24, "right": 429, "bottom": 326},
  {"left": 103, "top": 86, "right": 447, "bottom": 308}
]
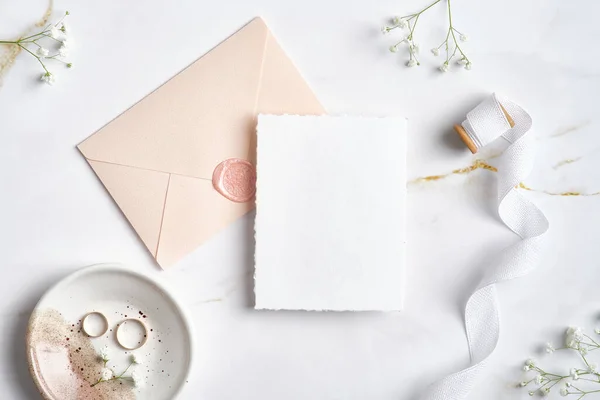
[{"left": 27, "top": 263, "right": 193, "bottom": 400}]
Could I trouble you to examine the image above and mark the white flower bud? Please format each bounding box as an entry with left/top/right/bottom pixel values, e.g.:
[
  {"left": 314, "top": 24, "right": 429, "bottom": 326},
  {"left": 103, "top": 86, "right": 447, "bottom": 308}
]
[
  {"left": 101, "top": 368, "right": 113, "bottom": 381},
  {"left": 36, "top": 47, "right": 49, "bottom": 58},
  {"left": 40, "top": 72, "right": 55, "bottom": 85}
]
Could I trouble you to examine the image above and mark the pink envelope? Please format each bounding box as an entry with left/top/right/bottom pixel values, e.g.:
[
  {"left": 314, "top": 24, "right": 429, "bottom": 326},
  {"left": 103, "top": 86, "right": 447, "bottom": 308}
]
[{"left": 78, "top": 18, "right": 325, "bottom": 268}]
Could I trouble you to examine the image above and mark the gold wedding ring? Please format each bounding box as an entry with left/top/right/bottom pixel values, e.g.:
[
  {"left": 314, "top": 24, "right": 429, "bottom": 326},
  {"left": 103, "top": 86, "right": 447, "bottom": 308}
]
[
  {"left": 81, "top": 311, "right": 109, "bottom": 338},
  {"left": 115, "top": 318, "right": 149, "bottom": 350}
]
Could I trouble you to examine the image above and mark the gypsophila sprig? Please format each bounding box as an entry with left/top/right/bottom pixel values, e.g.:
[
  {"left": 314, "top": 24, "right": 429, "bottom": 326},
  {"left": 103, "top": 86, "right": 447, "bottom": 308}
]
[
  {"left": 517, "top": 325, "right": 600, "bottom": 398},
  {"left": 381, "top": 0, "right": 471, "bottom": 72},
  {"left": 91, "top": 348, "right": 144, "bottom": 388},
  {"left": 0, "top": 11, "right": 73, "bottom": 85}
]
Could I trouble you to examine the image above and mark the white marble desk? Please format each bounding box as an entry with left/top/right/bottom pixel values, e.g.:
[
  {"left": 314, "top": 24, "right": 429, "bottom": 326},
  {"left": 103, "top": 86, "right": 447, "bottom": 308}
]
[{"left": 1, "top": 0, "right": 599, "bottom": 398}]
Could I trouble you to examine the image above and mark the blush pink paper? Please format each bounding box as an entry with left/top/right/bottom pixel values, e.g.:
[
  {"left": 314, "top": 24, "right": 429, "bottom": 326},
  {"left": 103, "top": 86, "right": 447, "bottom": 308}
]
[{"left": 78, "top": 18, "right": 325, "bottom": 268}]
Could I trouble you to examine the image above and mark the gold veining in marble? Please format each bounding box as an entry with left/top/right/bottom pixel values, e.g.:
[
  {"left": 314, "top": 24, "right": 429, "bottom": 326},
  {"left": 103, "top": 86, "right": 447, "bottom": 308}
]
[
  {"left": 518, "top": 182, "right": 599, "bottom": 197},
  {"left": 412, "top": 159, "right": 600, "bottom": 197},
  {"left": 410, "top": 159, "right": 497, "bottom": 184},
  {"left": 549, "top": 121, "right": 590, "bottom": 138},
  {"left": 553, "top": 157, "right": 582, "bottom": 169}
]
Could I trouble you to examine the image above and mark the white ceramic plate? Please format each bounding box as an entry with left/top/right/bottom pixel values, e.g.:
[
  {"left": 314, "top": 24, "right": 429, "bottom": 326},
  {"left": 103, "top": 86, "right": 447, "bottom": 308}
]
[{"left": 27, "top": 263, "right": 193, "bottom": 400}]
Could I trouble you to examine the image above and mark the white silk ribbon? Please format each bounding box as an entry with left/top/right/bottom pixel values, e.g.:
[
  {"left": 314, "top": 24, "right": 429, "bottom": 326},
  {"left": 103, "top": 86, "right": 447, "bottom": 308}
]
[{"left": 421, "top": 94, "right": 549, "bottom": 399}]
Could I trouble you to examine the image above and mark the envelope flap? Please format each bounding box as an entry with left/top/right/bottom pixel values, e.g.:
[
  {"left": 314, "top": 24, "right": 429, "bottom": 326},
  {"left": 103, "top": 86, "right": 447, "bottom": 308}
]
[
  {"left": 248, "top": 27, "right": 326, "bottom": 162},
  {"left": 155, "top": 175, "right": 253, "bottom": 268},
  {"left": 87, "top": 160, "right": 170, "bottom": 256},
  {"left": 78, "top": 18, "right": 270, "bottom": 179}
]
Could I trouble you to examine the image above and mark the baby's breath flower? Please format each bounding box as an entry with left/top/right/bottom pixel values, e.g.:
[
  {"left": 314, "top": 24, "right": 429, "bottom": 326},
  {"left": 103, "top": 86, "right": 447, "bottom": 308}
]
[
  {"left": 392, "top": 16, "right": 407, "bottom": 29},
  {"left": 465, "top": 62, "right": 472, "bottom": 70},
  {"left": 61, "top": 38, "right": 73, "bottom": 48},
  {"left": 99, "top": 346, "right": 109, "bottom": 362},
  {"left": 58, "top": 45, "right": 70, "bottom": 58},
  {"left": 67, "top": 63, "right": 73, "bottom": 68},
  {"left": 50, "top": 26, "right": 62, "bottom": 39},
  {"left": 389, "top": 45, "right": 398, "bottom": 53},
  {"left": 545, "top": 342, "right": 555, "bottom": 354},
  {"left": 40, "top": 72, "right": 55, "bottom": 85},
  {"left": 0, "top": 11, "right": 74, "bottom": 85},
  {"left": 36, "top": 47, "right": 49, "bottom": 58},
  {"left": 539, "top": 387, "right": 550, "bottom": 397},
  {"left": 567, "top": 326, "right": 584, "bottom": 341},
  {"left": 570, "top": 368, "right": 579, "bottom": 380},
  {"left": 566, "top": 326, "right": 583, "bottom": 348},
  {"left": 380, "top": 0, "right": 470, "bottom": 72},
  {"left": 595, "top": 328, "right": 600, "bottom": 335},
  {"left": 519, "top": 381, "right": 528, "bottom": 387},
  {"left": 534, "top": 374, "right": 544, "bottom": 385},
  {"left": 131, "top": 353, "right": 143, "bottom": 365},
  {"left": 131, "top": 370, "right": 145, "bottom": 388},
  {"left": 528, "top": 391, "right": 535, "bottom": 396},
  {"left": 560, "top": 386, "right": 568, "bottom": 396},
  {"left": 439, "top": 62, "right": 449, "bottom": 73},
  {"left": 457, "top": 57, "right": 468, "bottom": 65},
  {"left": 101, "top": 368, "right": 113, "bottom": 381},
  {"left": 460, "top": 34, "right": 468, "bottom": 42},
  {"left": 590, "top": 362, "right": 598, "bottom": 373}
]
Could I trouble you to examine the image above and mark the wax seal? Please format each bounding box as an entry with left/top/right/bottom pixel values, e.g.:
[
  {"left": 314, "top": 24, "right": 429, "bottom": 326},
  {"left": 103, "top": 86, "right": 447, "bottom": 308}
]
[{"left": 212, "top": 158, "right": 256, "bottom": 203}]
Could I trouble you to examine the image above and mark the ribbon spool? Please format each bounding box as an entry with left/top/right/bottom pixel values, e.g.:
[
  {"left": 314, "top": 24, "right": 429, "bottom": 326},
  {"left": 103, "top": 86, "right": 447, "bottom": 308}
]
[
  {"left": 422, "top": 93, "right": 549, "bottom": 400},
  {"left": 454, "top": 96, "right": 516, "bottom": 154}
]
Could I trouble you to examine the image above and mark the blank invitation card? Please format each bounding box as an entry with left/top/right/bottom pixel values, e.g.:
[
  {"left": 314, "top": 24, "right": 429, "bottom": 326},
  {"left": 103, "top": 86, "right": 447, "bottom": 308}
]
[{"left": 254, "top": 115, "right": 407, "bottom": 311}]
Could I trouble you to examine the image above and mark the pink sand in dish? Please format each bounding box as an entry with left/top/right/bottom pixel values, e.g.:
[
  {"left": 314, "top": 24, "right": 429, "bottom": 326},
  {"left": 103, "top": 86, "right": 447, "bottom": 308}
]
[{"left": 27, "top": 309, "right": 136, "bottom": 400}]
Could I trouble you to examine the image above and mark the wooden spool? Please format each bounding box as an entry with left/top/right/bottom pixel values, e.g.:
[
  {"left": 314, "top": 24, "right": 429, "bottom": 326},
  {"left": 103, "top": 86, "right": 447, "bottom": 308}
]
[{"left": 454, "top": 105, "right": 515, "bottom": 154}]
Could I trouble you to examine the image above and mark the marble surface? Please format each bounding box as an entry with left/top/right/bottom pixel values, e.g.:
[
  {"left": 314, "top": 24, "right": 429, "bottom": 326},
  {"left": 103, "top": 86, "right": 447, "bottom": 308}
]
[{"left": 1, "top": 0, "right": 599, "bottom": 399}]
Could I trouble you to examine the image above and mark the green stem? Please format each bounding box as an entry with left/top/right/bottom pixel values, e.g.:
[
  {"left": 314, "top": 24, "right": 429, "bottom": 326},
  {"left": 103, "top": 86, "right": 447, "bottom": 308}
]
[
  {"left": 584, "top": 334, "right": 600, "bottom": 347},
  {"left": 447, "top": 0, "right": 469, "bottom": 63},
  {"left": 18, "top": 31, "right": 48, "bottom": 42},
  {"left": 18, "top": 44, "right": 49, "bottom": 74},
  {"left": 416, "top": 0, "right": 443, "bottom": 16},
  {"left": 117, "top": 362, "right": 134, "bottom": 378},
  {"left": 90, "top": 378, "right": 103, "bottom": 388},
  {"left": 408, "top": 14, "right": 420, "bottom": 40},
  {"left": 39, "top": 33, "right": 62, "bottom": 43}
]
